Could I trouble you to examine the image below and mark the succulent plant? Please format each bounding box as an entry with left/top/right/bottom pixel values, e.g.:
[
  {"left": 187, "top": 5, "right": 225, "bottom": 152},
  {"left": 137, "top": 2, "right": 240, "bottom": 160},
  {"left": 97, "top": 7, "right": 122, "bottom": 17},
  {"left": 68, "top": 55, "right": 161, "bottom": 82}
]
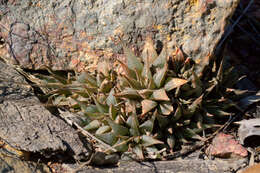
[{"left": 33, "top": 36, "right": 242, "bottom": 160}]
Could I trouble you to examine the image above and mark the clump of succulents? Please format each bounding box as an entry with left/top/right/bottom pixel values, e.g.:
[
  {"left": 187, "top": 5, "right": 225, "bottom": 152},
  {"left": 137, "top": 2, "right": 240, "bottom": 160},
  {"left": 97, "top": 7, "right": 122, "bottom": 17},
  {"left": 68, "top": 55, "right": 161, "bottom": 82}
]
[{"left": 35, "top": 36, "right": 241, "bottom": 159}]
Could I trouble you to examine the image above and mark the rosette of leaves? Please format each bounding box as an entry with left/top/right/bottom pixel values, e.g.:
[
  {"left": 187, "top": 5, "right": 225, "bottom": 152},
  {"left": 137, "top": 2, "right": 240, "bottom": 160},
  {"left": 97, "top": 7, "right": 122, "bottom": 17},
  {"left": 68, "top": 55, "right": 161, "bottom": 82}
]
[
  {"left": 31, "top": 37, "right": 243, "bottom": 160},
  {"left": 104, "top": 37, "right": 241, "bottom": 158}
]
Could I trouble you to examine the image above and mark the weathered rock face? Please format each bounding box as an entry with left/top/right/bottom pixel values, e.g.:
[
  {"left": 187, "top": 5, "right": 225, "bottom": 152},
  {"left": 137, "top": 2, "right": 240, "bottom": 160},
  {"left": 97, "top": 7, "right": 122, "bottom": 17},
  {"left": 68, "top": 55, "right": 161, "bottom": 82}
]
[
  {"left": 0, "top": 0, "right": 239, "bottom": 70},
  {"left": 0, "top": 61, "right": 91, "bottom": 161}
]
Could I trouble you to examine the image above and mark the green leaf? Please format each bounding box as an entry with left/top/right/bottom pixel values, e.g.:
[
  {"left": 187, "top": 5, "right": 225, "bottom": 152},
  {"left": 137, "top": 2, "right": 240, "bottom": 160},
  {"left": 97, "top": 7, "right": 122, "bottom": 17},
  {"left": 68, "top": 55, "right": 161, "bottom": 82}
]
[
  {"left": 133, "top": 145, "right": 144, "bottom": 160},
  {"left": 142, "top": 36, "right": 158, "bottom": 65},
  {"left": 141, "top": 135, "right": 163, "bottom": 147},
  {"left": 151, "top": 89, "right": 170, "bottom": 101},
  {"left": 171, "top": 104, "right": 182, "bottom": 122},
  {"left": 106, "top": 88, "right": 117, "bottom": 106},
  {"left": 190, "top": 95, "right": 203, "bottom": 112},
  {"left": 117, "top": 60, "right": 137, "bottom": 79},
  {"left": 113, "top": 138, "right": 129, "bottom": 152},
  {"left": 164, "top": 77, "right": 188, "bottom": 91},
  {"left": 109, "top": 105, "right": 118, "bottom": 120},
  {"left": 141, "top": 99, "right": 158, "bottom": 116},
  {"left": 153, "top": 64, "right": 167, "bottom": 88},
  {"left": 167, "top": 135, "right": 175, "bottom": 149},
  {"left": 152, "top": 45, "right": 167, "bottom": 68},
  {"left": 96, "top": 132, "right": 117, "bottom": 145},
  {"left": 99, "top": 78, "right": 113, "bottom": 93},
  {"left": 159, "top": 102, "right": 173, "bottom": 115},
  {"left": 138, "top": 89, "right": 153, "bottom": 99},
  {"left": 114, "top": 88, "right": 142, "bottom": 99},
  {"left": 93, "top": 96, "right": 109, "bottom": 113},
  {"left": 107, "top": 119, "right": 129, "bottom": 136},
  {"left": 121, "top": 41, "right": 143, "bottom": 72},
  {"left": 155, "top": 111, "right": 169, "bottom": 128},
  {"left": 77, "top": 72, "right": 97, "bottom": 87},
  {"left": 140, "top": 114, "right": 155, "bottom": 133},
  {"left": 126, "top": 114, "right": 140, "bottom": 136},
  {"left": 95, "top": 126, "right": 111, "bottom": 135},
  {"left": 122, "top": 75, "right": 143, "bottom": 89},
  {"left": 83, "top": 120, "right": 101, "bottom": 131},
  {"left": 183, "top": 128, "right": 204, "bottom": 141}
]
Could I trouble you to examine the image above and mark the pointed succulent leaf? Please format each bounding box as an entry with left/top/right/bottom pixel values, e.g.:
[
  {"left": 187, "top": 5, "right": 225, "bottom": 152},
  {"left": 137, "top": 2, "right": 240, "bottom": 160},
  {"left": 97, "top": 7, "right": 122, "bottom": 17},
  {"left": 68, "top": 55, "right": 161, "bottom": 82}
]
[
  {"left": 43, "top": 65, "right": 68, "bottom": 84},
  {"left": 141, "top": 135, "right": 163, "bottom": 147},
  {"left": 142, "top": 55, "right": 153, "bottom": 87},
  {"left": 83, "top": 120, "right": 101, "bottom": 131},
  {"left": 114, "top": 88, "right": 142, "bottom": 99},
  {"left": 106, "top": 88, "right": 117, "bottom": 106},
  {"left": 152, "top": 45, "right": 167, "bottom": 68},
  {"left": 96, "top": 132, "right": 117, "bottom": 145},
  {"left": 141, "top": 99, "right": 158, "bottom": 116},
  {"left": 159, "top": 102, "right": 173, "bottom": 115},
  {"left": 138, "top": 89, "right": 153, "bottom": 99},
  {"left": 164, "top": 77, "right": 188, "bottom": 91},
  {"left": 92, "top": 95, "right": 109, "bottom": 113},
  {"left": 77, "top": 72, "right": 97, "bottom": 87},
  {"left": 151, "top": 89, "right": 170, "bottom": 101},
  {"left": 206, "top": 108, "right": 231, "bottom": 117},
  {"left": 133, "top": 145, "right": 144, "bottom": 160},
  {"left": 171, "top": 104, "right": 182, "bottom": 122},
  {"left": 140, "top": 114, "right": 155, "bottom": 133},
  {"left": 142, "top": 36, "right": 158, "bottom": 65},
  {"left": 117, "top": 60, "right": 137, "bottom": 79},
  {"left": 107, "top": 119, "right": 129, "bottom": 136},
  {"left": 167, "top": 135, "right": 175, "bottom": 149},
  {"left": 95, "top": 126, "right": 111, "bottom": 135},
  {"left": 187, "top": 95, "right": 203, "bottom": 114},
  {"left": 123, "top": 75, "right": 143, "bottom": 89},
  {"left": 153, "top": 64, "right": 167, "bottom": 88},
  {"left": 216, "top": 58, "right": 224, "bottom": 82},
  {"left": 183, "top": 128, "right": 204, "bottom": 141},
  {"left": 127, "top": 113, "right": 140, "bottom": 136},
  {"left": 99, "top": 78, "right": 113, "bottom": 93},
  {"left": 156, "top": 111, "right": 170, "bottom": 128},
  {"left": 113, "top": 138, "right": 129, "bottom": 152},
  {"left": 172, "top": 47, "right": 185, "bottom": 72},
  {"left": 121, "top": 41, "right": 143, "bottom": 72},
  {"left": 109, "top": 105, "right": 118, "bottom": 120}
]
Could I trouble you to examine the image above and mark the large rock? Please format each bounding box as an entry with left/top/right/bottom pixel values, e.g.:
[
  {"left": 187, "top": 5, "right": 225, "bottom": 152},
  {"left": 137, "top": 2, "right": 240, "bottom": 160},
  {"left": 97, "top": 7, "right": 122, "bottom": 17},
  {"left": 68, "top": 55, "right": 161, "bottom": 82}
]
[{"left": 0, "top": 0, "right": 239, "bottom": 70}]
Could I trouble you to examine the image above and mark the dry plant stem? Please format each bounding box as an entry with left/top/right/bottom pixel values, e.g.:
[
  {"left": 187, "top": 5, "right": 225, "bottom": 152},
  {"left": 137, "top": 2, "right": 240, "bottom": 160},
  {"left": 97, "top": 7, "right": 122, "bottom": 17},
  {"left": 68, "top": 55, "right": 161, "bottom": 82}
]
[
  {"left": 216, "top": 0, "right": 254, "bottom": 51},
  {"left": 58, "top": 109, "right": 117, "bottom": 153}
]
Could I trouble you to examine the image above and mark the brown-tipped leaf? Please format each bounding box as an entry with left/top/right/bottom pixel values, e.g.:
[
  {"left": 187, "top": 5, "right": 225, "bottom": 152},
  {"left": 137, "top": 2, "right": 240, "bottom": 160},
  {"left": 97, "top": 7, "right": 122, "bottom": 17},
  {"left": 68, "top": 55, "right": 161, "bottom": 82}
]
[
  {"left": 153, "top": 64, "right": 167, "bottom": 88},
  {"left": 107, "top": 119, "right": 129, "bottom": 136},
  {"left": 159, "top": 102, "right": 173, "bottom": 115},
  {"left": 164, "top": 77, "right": 188, "bottom": 91},
  {"left": 141, "top": 135, "right": 163, "bottom": 147},
  {"left": 151, "top": 89, "right": 170, "bottom": 101},
  {"left": 114, "top": 88, "right": 142, "bottom": 99},
  {"left": 142, "top": 36, "right": 158, "bottom": 65},
  {"left": 141, "top": 99, "right": 158, "bottom": 115}
]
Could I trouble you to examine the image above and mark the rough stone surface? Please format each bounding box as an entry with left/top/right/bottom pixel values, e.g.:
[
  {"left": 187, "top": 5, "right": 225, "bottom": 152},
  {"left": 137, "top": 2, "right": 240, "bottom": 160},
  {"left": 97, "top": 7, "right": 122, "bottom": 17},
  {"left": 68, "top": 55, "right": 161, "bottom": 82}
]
[
  {"left": 66, "top": 158, "right": 246, "bottom": 173},
  {"left": 0, "top": 0, "right": 239, "bottom": 70},
  {"left": 0, "top": 154, "right": 51, "bottom": 173},
  {"left": 0, "top": 61, "right": 91, "bottom": 160}
]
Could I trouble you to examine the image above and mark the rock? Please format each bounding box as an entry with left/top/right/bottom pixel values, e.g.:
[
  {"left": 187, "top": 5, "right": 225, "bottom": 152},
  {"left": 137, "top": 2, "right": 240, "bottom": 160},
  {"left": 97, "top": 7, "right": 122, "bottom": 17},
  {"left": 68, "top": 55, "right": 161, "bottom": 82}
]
[
  {"left": 0, "top": 61, "right": 91, "bottom": 161},
  {"left": 0, "top": 153, "right": 51, "bottom": 173},
  {"left": 206, "top": 133, "right": 248, "bottom": 159},
  {"left": 65, "top": 158, "right": 246, "bottom": 173},
  {"left": 0, "top": 0, "right": 239, "bottom": 70}
]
